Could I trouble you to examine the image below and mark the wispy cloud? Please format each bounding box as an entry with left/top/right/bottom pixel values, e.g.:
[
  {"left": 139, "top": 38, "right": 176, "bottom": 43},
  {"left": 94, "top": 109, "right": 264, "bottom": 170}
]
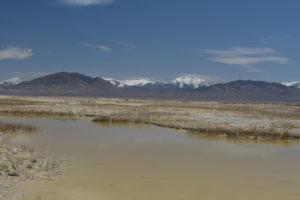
[
  {"left": 211, "top": 56, "right": 288, "bottom": 65},
  {"left": 205, "top": 47, "right": 288, "bottom": 72},
  {"left": 82, "top": 43, "right": 111, "bottom": 52},
  {"left": 116, "top": 41, "right": 136, "bottom": 48},
  {"left": 0, "top": 47, "right": 33, "bottom": 61},
  {"left": 59, "top": 0, "right": 114, "bottom": 6},
  {"left": 206, "top": 47, "right": 276, "bottom": 58}
]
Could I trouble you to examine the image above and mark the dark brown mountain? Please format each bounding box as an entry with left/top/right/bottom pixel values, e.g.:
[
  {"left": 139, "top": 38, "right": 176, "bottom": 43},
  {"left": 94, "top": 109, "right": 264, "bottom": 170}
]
[
  {"left": 18, "top": 72, "right": 112, "bottom": 89},
  {"left": 0, "top": 72, "right": 123, "bottom": 97},
  {"left": 1, "top": 72, "right": 300, "bottom": 102}
]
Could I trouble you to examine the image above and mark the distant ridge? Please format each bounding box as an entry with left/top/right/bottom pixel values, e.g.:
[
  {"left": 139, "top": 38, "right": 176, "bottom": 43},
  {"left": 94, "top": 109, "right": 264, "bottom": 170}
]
[
  {"left": 192, "top": 80, "right": 299, "bottom": 101},
  {"left": 1, "top": 72, "right": 300, "bottom": 102}
]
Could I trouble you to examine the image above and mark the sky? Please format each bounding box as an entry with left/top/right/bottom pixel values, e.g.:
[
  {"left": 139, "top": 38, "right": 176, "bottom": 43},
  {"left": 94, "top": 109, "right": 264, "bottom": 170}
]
[{"left": 1, "top": 0, "right": 300, "bottom": 83}]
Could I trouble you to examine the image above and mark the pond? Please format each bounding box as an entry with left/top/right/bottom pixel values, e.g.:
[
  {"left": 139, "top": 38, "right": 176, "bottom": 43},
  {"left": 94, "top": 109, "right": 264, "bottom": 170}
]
[{"left": 1, "top": 116, "right": 300, "bottom": 200}]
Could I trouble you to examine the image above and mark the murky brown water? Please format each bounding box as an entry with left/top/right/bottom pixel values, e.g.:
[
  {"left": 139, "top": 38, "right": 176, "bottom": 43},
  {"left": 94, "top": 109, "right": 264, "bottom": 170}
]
[{"left": 1, "top": 116, "right": 300, "bottom": 200}]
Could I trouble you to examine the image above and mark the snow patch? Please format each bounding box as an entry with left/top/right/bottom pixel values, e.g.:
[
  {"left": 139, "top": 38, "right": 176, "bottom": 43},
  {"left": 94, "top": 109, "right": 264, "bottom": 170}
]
[
  {"left": 121, "top": 79, "right": 156, "bottom": 86},
  {"left": 104, "top": 78, "right": 155, "bottom": 87},
  {"left": 281, "top": 81, "right": 300, "bottom": 88},
  {"left": 0, "top": 77, "right": 22, "bottom": 85},
  {"left": 172, "top": 75, "right": 209, "bottom": 89},
  {"left": 104, "top": 75, "right": 210, "bottom": 90}
]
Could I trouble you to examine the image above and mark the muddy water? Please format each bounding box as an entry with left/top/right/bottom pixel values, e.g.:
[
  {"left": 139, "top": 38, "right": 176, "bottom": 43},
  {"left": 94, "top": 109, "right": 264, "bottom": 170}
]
[{"left": 1, "top": 116, "right": 300, "bottom": 200}]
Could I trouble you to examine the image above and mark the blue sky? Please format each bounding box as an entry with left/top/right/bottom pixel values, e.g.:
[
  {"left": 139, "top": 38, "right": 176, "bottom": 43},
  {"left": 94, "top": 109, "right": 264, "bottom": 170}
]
[{"left": 0, "top": 0, "right": 299, "bottom": 83}]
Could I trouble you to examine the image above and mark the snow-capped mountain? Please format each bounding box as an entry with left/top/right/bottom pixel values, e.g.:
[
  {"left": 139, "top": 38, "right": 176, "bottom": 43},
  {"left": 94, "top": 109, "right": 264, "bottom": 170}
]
[
  {"left": 104, "top": 78, "right": 157, "bottom": 88},
  {"left": 172, "top": 75, "right": 209, "bottom": 89},
  {"left": 0, "top": 77, "right": 22, "bottom": 85},
  {"left": 103, "top": 78, "right": 126, "bottom": 87},
  {"left": 104, "top": 75, "right": 209, "bottom": 90},
  {"left": 281, "top": 81, "right": 300, "bottom": 88}
]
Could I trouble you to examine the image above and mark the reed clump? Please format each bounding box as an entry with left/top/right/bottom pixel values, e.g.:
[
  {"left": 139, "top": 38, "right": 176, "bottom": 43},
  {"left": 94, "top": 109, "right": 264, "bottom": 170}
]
[
  {"left": 93, "top": 115, "right": 133, "bottom": 123},
  {"left": 188, "top": 127, "right": 300, "bottom": 140},
  {"left": 0, "top": 122, "right": 38, "bottom": 134}
]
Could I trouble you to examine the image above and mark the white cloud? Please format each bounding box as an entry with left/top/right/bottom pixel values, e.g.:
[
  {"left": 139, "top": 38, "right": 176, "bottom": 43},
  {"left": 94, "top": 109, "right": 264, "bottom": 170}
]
[
  {"left": 116, "top": 41, "right": 136, "bottom": 48},
  {"left": 82, "top": 43, "right": 111, "bottom": 52},
  {"left": 0, "top": 47, "right": 33, "bottom": 61},
  {"left": 211, "top": 56, "right": 288, "bottom": 65},
  {"left": 60, "top": 0, "right": 114, "bottom": 6},
  {"left": 206, "top": 47, "right": 275, "bottom": 58},
  {"left": 205, "top": 47, "right": 288, "bottom": 68}
]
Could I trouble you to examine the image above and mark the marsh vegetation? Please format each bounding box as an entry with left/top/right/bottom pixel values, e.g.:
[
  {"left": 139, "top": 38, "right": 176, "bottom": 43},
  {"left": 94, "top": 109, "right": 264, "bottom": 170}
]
[
  {"left": 0, "top": 121, "right": 63, "bottom": 200},
  {"left": 0, "top": 96, "right": 300, "bottom": 140},
  {"left": 0, "top": 122, "right": 38, "bottom": 135}
]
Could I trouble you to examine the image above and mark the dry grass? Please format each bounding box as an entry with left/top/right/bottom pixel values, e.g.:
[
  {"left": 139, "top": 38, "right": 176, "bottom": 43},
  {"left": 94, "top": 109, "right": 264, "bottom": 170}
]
[
  {"left": 92, "top": 113, "right": 300, "bottom": 140},
  {"left": 0, "top": 120, "right": 61, "bottom": 200},
  {"left": 1, "top": 95, "right": 300, "bottom": 140}
]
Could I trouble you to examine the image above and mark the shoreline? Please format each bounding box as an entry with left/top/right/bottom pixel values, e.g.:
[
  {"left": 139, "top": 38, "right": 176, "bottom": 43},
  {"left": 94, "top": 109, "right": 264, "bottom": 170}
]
[
  {"left": 0, "top": 123, "right": 64, "bottom": 200},
  {"left": 93, "top": 118, "right": 300, "bottom": 140},
  {"left": 0, "top": 101, "right": 299, "bottom": 198},
  {"left": 0, "top": 95, "right": 300, "bottom": 140}
]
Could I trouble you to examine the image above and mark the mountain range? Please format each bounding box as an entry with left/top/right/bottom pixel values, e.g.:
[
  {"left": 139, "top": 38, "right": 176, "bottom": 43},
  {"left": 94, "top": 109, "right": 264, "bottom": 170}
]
[
  {"left": 104, "top": 75, "right": 209, "bottom": 90},
  {"left": 1, "top": 72, "right": 300, "bottom": 102}
]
